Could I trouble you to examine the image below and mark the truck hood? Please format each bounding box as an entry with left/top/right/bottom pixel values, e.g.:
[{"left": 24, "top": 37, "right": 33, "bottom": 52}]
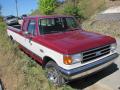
[{"left": 36, "top": 30, "right": 116, "bottom": 54}]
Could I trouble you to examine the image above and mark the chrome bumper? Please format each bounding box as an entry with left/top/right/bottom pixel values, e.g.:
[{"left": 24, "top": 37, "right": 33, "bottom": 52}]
[{"left": 59, "top": 53, "right": 119, "bottom": 80}]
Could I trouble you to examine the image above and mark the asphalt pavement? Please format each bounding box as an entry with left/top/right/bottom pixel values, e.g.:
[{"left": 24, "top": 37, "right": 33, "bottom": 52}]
[
  {"left": 96, "top": 6, "right": 120, "bottom": 21},
  {"left": 97, "top": 38, "right": 120, "bottom": 90},
  {"left": 96, "top": 13, "right": 120, "bottom": 21}
]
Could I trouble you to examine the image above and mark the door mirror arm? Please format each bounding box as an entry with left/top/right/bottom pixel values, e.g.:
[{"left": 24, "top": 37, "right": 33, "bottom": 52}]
[
  {"left": 24, "top": 31, "right": 29, "bottom": 35},
  {"left": 29, "top": 36, "right": 33, "bottom": 45}
]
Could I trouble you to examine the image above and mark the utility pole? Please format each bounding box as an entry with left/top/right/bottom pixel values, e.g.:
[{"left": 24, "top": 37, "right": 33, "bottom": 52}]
[
  {"left": 73, "top": 0, "right": 76, "bottom": 8},
  {"left": 71, "top": 0, "right": 76, "bottom": 8},
  {"left": 15, "top": 0, "right": 18, "bottom": 17},
  {"left": 0, "top": 4, "right": 2, "bottom": 16}
]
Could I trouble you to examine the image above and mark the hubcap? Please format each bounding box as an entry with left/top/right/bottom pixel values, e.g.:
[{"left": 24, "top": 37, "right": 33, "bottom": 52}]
[{"left": 46, "top": 67, "right": 58, "bottom": 84}]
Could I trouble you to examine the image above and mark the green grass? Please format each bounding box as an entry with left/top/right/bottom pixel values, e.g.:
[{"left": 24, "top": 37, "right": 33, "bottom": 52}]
[{"left": 0, "top": 22, "right": 73, "bottom": 90}]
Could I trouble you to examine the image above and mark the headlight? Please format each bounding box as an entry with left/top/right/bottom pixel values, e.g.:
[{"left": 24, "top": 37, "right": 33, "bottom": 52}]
[
  {"left": 63, "top": 53, "right": 83, "bottom": 65},
  {"left": 111, "top": 43, "right": 117, "bottom": 52}
]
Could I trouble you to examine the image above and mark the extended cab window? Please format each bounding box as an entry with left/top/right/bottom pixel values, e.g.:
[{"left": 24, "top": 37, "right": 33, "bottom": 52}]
[
  {"left": 39, "top": 17, "right": 79, "bottom": 35},
  {"left": 27, "top": 20, "right": 36, "bottom": 35},
  {"left": 22, "top": 19, "right": 29, "bottom": 31}
]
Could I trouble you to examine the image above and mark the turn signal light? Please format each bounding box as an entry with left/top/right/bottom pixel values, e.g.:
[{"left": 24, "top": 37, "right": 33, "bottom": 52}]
[{"left": 63, "top": 56, "right": 72, "bottom": 65}]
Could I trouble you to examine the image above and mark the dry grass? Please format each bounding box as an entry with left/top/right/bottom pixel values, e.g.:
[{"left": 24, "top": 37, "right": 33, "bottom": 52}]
[
  {"left": 82, "top": 18, "right": 120, "bottom": 38},
  {"left": 78, "top": 0, "right": 105, "bottom": 18},
  {"left": 80, "top": 0, "right": 120, "bottom": 37},
  {"left": 106, "top": 0, "right": 120, "bottom": 8}
]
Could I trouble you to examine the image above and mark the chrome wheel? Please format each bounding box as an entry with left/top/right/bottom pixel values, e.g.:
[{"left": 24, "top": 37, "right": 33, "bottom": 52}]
[
  {"left": 45, "top": 61, "right": 65, "bottom": 86},
  {"left": 46, "top": 67, "right": 59, "bottom": 84}
]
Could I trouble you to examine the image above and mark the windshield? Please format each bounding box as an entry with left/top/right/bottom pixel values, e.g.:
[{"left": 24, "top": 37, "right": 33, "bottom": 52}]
[{"left": 39, "top": 17, "right": 80, "bottom": 34}]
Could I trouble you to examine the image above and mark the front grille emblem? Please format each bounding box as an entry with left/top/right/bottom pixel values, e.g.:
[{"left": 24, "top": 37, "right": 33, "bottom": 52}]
[{"left": 96, "top": 51, "right": 101, "bottom": 56}]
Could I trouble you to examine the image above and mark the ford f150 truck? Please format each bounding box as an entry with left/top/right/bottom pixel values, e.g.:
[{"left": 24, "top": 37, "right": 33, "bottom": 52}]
[{"left": 7, "top": 15, "right": 119, "bottom": 86}]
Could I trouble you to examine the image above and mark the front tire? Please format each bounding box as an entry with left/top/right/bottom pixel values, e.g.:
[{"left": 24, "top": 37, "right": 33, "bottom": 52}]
[
  {"left": 45, "top": 61, "right": 65, "bottom": 86},
  {"left": 9, "top": 36, "right": 16, "bottom": 44}
]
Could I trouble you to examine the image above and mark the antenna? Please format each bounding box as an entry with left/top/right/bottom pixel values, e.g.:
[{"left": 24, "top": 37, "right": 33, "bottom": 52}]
[{"left": 15, "top": 0, "right": 18, "bottom": 17}]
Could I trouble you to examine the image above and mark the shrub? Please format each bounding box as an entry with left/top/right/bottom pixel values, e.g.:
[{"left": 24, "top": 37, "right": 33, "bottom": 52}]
[
  {"left": 38, "top": 0, "right": 57, "bottom": 15},
  {"left": 64, "top": 6, "right": 84, "bottom": 19}
]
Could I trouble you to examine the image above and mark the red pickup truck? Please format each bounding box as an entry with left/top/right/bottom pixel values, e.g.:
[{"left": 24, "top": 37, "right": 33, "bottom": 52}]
[{"left": 7, "top": 15, "right": 119, "bottom": 86}]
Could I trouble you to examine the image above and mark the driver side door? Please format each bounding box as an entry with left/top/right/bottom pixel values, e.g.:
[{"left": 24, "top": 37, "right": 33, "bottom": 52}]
[{"left": 25, "top": 19, "right": 36, "bottom": 51}]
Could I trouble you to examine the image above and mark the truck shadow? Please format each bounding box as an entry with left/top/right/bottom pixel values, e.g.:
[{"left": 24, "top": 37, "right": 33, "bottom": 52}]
[{"left": 68, "top": 63, "right": 118, "bottom": 90}]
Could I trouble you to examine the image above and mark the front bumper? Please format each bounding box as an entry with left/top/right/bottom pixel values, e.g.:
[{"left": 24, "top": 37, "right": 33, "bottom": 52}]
[{"left": 59, "top": 53, "right": 119, "bottom": 80}]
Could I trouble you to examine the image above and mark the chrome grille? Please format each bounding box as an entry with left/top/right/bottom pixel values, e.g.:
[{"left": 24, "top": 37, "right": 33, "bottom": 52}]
[{"left": 82, "top": 45, "right": 111, "bottom": 63}]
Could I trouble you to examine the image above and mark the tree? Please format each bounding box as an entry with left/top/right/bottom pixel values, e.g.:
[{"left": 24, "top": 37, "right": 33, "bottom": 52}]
[{"left": 38, "top": 0, "right": 57, "bottom": 15}]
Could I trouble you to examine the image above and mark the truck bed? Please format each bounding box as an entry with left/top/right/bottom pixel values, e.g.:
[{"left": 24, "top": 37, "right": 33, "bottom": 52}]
[{"left": 7, "top": 24, "right": 21, "bottom": 32}]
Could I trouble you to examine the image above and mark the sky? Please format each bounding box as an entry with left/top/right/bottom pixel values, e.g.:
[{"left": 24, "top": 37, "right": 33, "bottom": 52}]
[{"left": 0, "top": 0, "right": 37, "bottom": 16}]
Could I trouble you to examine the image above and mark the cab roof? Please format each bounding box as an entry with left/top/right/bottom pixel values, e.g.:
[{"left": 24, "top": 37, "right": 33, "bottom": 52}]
[{"left": 24, "top": 15, "right": 74, "bottom": 19}]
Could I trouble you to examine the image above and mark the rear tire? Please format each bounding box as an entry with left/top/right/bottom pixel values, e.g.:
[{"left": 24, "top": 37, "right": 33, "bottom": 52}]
[
  {"left": 45, "top": 61, "right": 65, "bottom": 86},
  {"left": 9, "top": 36, "right": 16, "bottom": 44}
]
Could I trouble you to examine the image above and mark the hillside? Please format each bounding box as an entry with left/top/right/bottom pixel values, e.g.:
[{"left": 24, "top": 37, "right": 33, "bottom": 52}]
[
  {"left": 32, "top": 0, "right": 105, "bottom": 20},
  {"left": 82, "top": 0, "right": 120, "bottom": 38}
]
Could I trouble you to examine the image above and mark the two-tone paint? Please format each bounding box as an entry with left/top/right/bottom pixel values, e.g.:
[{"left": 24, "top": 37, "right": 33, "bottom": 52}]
[{"left": 7, "top": 16, "right": 117, "bottom": 70}]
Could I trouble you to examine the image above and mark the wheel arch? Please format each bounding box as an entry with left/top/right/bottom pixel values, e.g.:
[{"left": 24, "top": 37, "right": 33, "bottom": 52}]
[{"left": 42, "top": 56, "right": 56, "bottom": 68}]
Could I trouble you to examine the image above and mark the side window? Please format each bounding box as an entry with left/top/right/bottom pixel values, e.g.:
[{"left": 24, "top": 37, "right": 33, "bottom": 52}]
[
  {"left": 22, "top": 19, "right": 28, "bottom": 31},
  {"left": 40, "top": 19, "right": 55, "bottom": 26},
  {"left": 65, "top": 18, "right": 77, "bottom": 28},
  {"left": 27, "top": 20, "right": 36, "bottom": 35},
  {"left": 40, "top": 19, "right": 47, "bottom": 26}
]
